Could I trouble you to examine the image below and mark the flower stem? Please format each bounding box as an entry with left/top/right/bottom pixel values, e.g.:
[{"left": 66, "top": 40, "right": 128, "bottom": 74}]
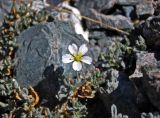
[{"left": 77, "top": 72, "right": 80, "bottom": 83}]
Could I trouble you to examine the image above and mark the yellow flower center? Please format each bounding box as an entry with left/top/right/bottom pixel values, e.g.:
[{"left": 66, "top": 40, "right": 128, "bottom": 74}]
[{"left": 73, "top": 53, "right": 83, "bottom": 62}]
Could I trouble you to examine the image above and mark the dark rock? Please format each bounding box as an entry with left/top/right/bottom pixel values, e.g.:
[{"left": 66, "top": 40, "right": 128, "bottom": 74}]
[
  {"left": 129, "top": 52, "right": 159, "bottom": 112},
  {"left": 136, "top": 3, "right": 154, "bottom": 18},
  {"left": 15, "top": 21, "right": 92, "bottom": 107},
  {"left": 154, "top": 1, "right": 160, "bottom": 16},
  {"left": 131, "top": 77, "right": 155, "bottom": 113},
  {"left": 142, "top": 67, "right": 160, "bottom": 111},
  {"left": 99, "top": 72, "right": 141, "bottom": 118},
  {"left": 130, "top": 51, "right": 160, "bottom": 111},
  {"left": 138, "top": 16, "right": 160, "bottom": 50},
  {"left": 117, "top": 0, "right": 155, "bottom": 18},
  {"left": 86, "top": 97, "right": 109, "bottom": 118},
  {"left": 86, "top": 9, "right": 134, "bottom": 30},
  {"left": 155, "top": 40, "right": 160, "bottom": 60},
  {"left": 75, "top": 0, "right": 116, "bottom": 16}
]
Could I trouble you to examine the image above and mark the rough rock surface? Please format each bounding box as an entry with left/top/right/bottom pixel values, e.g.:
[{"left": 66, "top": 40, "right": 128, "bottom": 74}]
[
  {"left": 116, "top": 0, "right": 141, "bottom": 5},
  {"left": 0, "top": 0, "right": 12, "bottom": 25},
  {"left": 138, "top": 16, "right": 160, "bottom": 50},
  {"left": 129, "top": 52, "right": 159, "bottom": 112},
  {"left": 142, "top": 67, "right": 160, "bottom": 111},
  {"left": 75, "top": 0, "right": 155, "bottom": 19},
  {"left": 99, "top": 72, "right": 141, "bottom": 118},
  {"left": 122, "top": 6, "right": 134, "bottom": 18},
  {"left": 86, "top": 9, "right": 134, "bottom": 30},
  {"left": 15, "top": 21, "right": 92, "bottom": 107},
  {"left": 129, "top": 51, "right": 160, "bottom": 113},
  {"left": 130, "top": 52, "right": 157, "bottom": 78},
  {"left": 75, "top": 0, "right": 116, "bottom": 16},
  {"left": 2, "top": 0, "right": 160, "bottom": 117},
  {"left": 136, "top": 3, "right": 154, "bottom": 17}
]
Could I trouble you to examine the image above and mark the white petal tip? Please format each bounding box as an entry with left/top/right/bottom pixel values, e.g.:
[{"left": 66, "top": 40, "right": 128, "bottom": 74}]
[
  {"left": 72, "top": 61, "right": 82, "bottom": 71},
  {"left": 68, "top": 43, "right": 78, "bottom": 55},
  {"left": 79, "top": 44, "right": 88, "bottom": 55},
  {"left": 81, "top": 56, "right": 92, "bottom": 65},
  {"left": 62, "top": 54, "right": 73, "bottom": 63}
]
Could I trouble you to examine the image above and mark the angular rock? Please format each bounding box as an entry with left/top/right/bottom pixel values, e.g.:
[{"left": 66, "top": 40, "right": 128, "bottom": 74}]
[
  {"left": 132, "top": 78, "right": 155, "bottom": 113},
  {"left": 117, "top": 0, "right": 154, "bottom": 6},
  {"left": 129, "top": 52, "right": 159, "bottom": 112},
  {"left": 30, "top": 0, "right": 47, "bottom": 11},
  {"left": 75, "top": 0, "right": 116, "bottom": 16},
  {"left": 154, "top": 1, "right": 160, "bottom": 16},
  {"left": 129, "top": 51, "right": 160, "bottom": 111},
  {"left": 138, "top": 16, "right": 160, "bottom": 50},
  {"left": 136, "top": 3, "right": 154, "bottom": 18},
  {"left": 15, "top": 21, "right": 93, "bottom": 107},
  {"left": 0, "top": 0, "right": 12, "bottom": 24},
  {"left": 122, "top": 6, "right": 135, "bottom": 19},
  {"left": 46, "top": 0, "right": 62, "bottom": 5},
  {"left": 142, "top": 67, "right": 160, "bottom": 111},
  {"left": 99, "top": 72, "right": 141, "bottom": 118},
  {"left": 130, "top": 52, "right": 157, "bottom": 78},
  {"left": 155, "top": 39, "right": 160, "bottom": 60},
  {"left": 0, "top": 0, "right": 12, "bottom": 13},
  {"left": 117, "top": 0, "right": 141, "bottom": 5},
  {"left": 30, "top": 0, "right": 60, "bottom": 12},
  {"left": 86, "top": 98, "right": 109, "bottom": 118},
  {"left": 86, "top": 9, "right": 134, "bottom": 30}
]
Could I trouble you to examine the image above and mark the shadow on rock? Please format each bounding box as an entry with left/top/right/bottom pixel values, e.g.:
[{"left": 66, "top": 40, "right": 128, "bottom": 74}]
[{"left": 34, "top": 64, "right": 64, "bottom": 109}]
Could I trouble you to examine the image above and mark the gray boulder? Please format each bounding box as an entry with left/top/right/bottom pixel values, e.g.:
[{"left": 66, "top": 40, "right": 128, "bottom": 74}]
[{"left": 15, "top": 21, "right": 92, "bottom": 107}]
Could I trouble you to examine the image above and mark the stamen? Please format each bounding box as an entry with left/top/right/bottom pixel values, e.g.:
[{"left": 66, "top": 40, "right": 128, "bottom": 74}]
[{"left": 73, "top": 53, "right": 83, "bottom": 62}]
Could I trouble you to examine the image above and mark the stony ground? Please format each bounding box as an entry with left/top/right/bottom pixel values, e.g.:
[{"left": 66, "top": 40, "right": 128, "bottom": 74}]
[{"left": 0, "top": 0, "right": 160, "bottom": 118}]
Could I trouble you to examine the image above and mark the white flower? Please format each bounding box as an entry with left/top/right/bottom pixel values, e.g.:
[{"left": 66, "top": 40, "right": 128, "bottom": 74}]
[{"left": 62, "top": 44, "right": 92, "bottom": 71}]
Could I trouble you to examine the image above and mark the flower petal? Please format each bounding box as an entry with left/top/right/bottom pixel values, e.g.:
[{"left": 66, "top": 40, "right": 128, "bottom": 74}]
[
  {"left": 81, "top": 56, "right": 92, "bottom": 64},
  {"left": 78, "top": 44, "right": 88, "bottom": 55},
  {"left": 62, "top": 54, "right": 73, "bottom": 63},
  {"left": 72, "top": 61, "right": 82, "bottom": 71},
  {"left": 68, "top": 43, "right": 78, "bottom": 55}
]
